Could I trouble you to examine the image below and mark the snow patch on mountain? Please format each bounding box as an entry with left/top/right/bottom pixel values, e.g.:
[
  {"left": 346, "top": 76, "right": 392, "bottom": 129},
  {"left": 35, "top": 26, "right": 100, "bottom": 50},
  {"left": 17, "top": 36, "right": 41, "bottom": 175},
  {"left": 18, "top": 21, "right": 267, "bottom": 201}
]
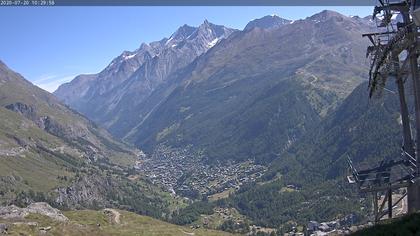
[
  {"left": 208, "top": 38, "right": 219, "bottom": 48},
  {"left": 123, "top": 53, "right": 137, "bottom": 60}
]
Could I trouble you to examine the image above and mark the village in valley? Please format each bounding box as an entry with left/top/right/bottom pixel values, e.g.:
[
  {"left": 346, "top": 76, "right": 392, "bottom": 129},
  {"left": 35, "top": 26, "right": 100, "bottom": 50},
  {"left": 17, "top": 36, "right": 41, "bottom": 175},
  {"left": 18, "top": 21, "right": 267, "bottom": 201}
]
[{"left": 134, "top": 144, "right": 267, "bottom": 199}]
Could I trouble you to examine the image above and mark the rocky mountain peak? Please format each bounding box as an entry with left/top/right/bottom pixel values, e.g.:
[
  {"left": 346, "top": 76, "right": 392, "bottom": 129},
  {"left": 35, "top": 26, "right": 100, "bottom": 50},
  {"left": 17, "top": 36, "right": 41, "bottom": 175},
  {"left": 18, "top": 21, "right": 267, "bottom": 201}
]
[
  {"left": 244, "top": 14, "right": 292, "bottom": 31},
  {"left": 138, "top": 42, "right": 151, "bottom": 51},
  {"left": 54, "top": 19, "right": 236, "bottom": 126},
  {"left": 196, "top": 20, "right": 216, "bottom": 35},
  {"left": 202, "top": 19, "right": 210, "bottom": 26},
  {"left": 166, "top": 24, "right": 197, "bottom": 45},
  {"left": 197, "top": 20, "right": 236, "bottom": 46},
  {"left": 308, "top": 10, "right": 345, "bottom": 22},
  {"left": 161, "top": 20, "right": 236, "bottom": 50}
]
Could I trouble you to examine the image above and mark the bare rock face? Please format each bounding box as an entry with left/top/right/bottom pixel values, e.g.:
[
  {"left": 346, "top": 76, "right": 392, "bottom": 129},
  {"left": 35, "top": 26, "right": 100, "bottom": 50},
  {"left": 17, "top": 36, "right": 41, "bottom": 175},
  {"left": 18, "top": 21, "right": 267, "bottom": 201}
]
[
  {"left": 5, "top": 102, "right": 37, "bottom": 120},
  {"left": 0, "top": 223, "right": 7, "bottom": 234},
  {"left": 26, "top": 202, "right": 68, "bottom": 222},
  {"left": 55, "top": 175, "right": 112, "bottom": 208},
  {"left": 4, "top": 102, "right": 87, "bottom": 141},
  {"left": 3, "top": 101, "right": 113, "bottom": 162},
  {"left": 0, "top": 202, "right": 68, "bottom": 222},
  {"left": 0, "top": 205, "right": 27, "bottom": 219}
]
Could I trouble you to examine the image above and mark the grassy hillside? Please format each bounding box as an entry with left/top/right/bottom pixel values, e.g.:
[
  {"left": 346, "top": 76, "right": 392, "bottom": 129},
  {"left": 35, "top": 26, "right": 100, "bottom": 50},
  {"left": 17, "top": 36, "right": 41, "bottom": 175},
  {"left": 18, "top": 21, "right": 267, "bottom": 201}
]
[
  {"left": 0, "top": 60, "right": 138, "bottom": 168},
  {"left": 0, "top": 107, "right": 74, "bottom": 193},
  {"left": 352, "top": 213, "right": 420, "bottom": 236},
  {"left": 0, "top": 209, "right": 235, "bottom": 236},
  {"left": 0, "top": 60, "right": 181, "bottom": 221}
]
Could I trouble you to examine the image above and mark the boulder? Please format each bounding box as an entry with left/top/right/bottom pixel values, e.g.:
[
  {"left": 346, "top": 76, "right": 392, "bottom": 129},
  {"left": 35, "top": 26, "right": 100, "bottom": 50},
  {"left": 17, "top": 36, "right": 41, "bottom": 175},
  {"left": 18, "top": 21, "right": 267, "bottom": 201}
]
[{"left": 0, "top": 202, "right": 68, "bottom": 222}]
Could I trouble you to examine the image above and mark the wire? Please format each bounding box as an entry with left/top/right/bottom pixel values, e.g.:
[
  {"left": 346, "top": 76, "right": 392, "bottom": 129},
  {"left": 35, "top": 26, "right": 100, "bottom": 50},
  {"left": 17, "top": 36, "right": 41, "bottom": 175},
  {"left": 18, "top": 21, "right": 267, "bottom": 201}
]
[{"left": 384, "top": 87, "right": 397, "bottom": 94}]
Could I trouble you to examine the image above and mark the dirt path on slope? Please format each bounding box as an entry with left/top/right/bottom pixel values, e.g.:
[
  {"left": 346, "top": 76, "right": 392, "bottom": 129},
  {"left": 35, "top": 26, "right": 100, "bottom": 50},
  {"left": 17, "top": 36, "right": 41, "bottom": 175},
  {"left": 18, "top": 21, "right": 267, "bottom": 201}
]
[{"left": 180, "top": 229, "right": 195, "bottom": 235}]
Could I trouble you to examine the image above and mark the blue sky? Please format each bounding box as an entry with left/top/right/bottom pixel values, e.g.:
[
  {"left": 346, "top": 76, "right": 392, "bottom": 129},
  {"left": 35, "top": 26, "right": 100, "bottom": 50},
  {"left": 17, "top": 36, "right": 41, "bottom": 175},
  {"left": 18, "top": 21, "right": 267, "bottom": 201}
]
[{"left": 0, "top": 6, "right": 372, "bottom": 92}]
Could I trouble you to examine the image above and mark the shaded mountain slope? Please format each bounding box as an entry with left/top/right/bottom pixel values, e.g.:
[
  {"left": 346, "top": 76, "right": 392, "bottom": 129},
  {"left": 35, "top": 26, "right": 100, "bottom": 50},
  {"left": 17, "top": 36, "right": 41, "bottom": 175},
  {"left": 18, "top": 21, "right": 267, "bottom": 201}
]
[
  {"left": 271, "top": 80, "right": 405, "bottom": 183},
  {"left": 227, "top": 80, "right": 408, "bottom": 228}
]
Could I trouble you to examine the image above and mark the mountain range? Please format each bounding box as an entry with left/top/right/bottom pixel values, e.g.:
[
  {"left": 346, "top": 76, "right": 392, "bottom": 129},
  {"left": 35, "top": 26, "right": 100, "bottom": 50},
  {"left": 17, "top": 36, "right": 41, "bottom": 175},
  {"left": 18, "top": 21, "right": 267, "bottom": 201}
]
[
  {"left": 55, "top": 10, "right": 375, "bottom": 164},
  {"left": 55, "top": 20, "right": 236, "bottom": 134},
  {"left": 1, "top": 9, "right": 406, "bottom": 234}
]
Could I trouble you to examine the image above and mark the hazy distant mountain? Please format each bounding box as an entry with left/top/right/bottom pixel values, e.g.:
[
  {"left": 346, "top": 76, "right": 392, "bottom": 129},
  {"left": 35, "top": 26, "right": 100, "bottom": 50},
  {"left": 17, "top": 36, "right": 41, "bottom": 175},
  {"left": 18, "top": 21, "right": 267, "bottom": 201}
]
[
  {"left": 55, "top": 20, "right": 236, "bottom": 130},
  {"left": 244, "top": 14, "right": 292, "bottom": 31}
]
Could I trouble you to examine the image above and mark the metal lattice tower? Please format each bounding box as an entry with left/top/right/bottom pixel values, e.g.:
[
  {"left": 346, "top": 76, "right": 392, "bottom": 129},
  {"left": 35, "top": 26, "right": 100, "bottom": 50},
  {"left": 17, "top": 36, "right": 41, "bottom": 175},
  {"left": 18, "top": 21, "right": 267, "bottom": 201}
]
[{"left": 348, "top": 0, "right": 420, "bottom": 222}]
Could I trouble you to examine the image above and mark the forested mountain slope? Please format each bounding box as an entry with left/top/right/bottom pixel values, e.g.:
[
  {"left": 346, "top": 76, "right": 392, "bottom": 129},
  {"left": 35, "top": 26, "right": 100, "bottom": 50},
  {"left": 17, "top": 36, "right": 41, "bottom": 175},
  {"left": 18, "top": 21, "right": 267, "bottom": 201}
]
[{"left": 227, "top": 80, "right": 408, "bottom": 228}]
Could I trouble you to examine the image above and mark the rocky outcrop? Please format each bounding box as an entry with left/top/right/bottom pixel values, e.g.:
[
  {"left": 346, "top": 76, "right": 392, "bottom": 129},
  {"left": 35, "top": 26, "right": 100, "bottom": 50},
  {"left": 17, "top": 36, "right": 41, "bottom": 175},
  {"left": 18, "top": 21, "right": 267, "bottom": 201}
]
[
  {"left": 0, "top": 202, "right": 68, "bottom": 222},
  {"left": 3, "top": 101, "right": 107, "bottom": 161},
  {"left": 0, "top": 223, "right": 7, "bottom": 234},
  {"left": 55, "top": 175, "right": 112, "bottom": 208},
  {"left": 27, "top": 202, "right": 68, "bottom": 222},
  {"left": 5, "top": 102, "right": 37, "bottom": 120},
  {"left": 5, "top": 102, "right": 83, "bottom": 140}
]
